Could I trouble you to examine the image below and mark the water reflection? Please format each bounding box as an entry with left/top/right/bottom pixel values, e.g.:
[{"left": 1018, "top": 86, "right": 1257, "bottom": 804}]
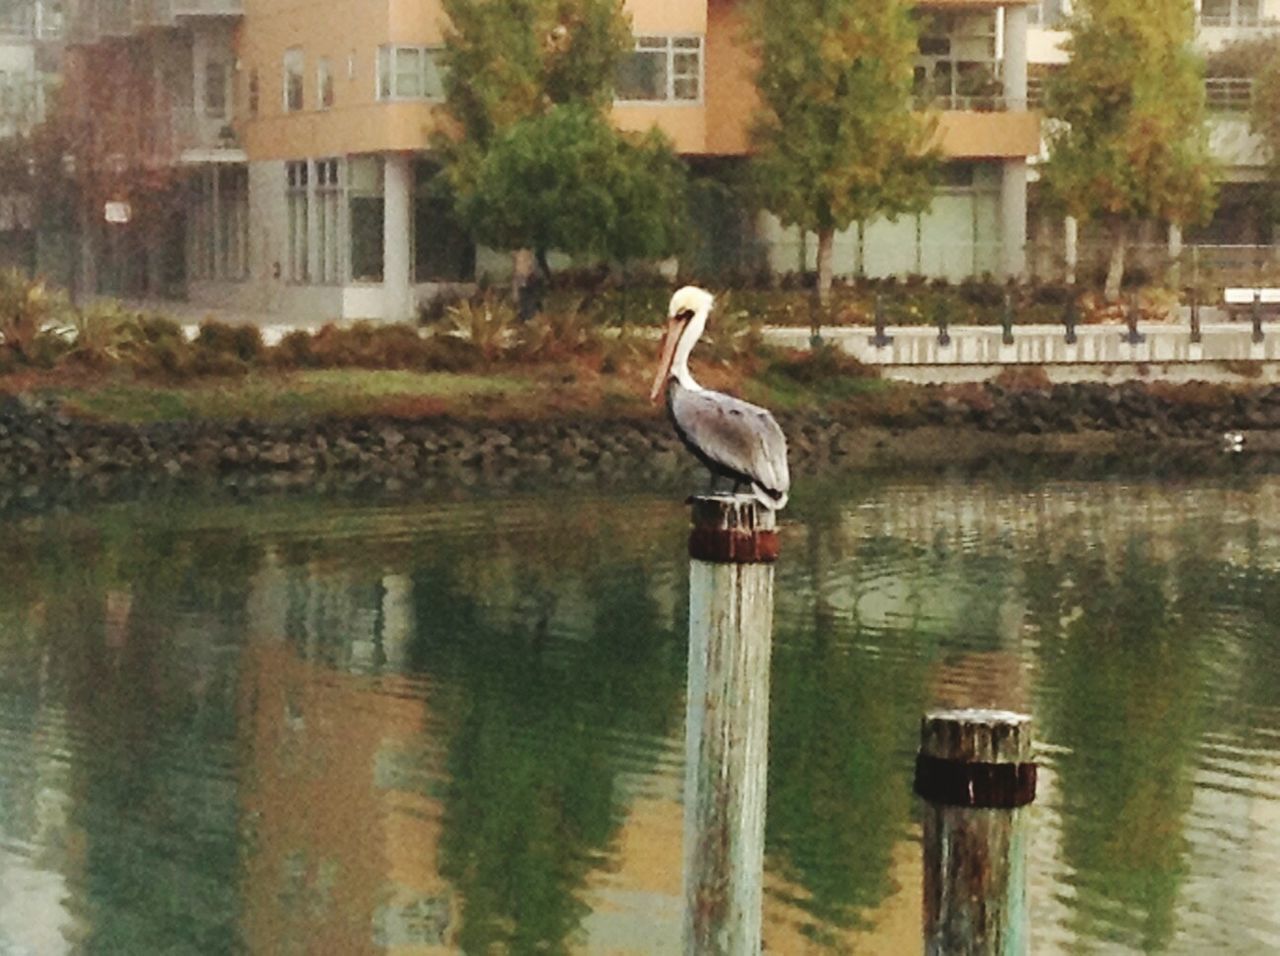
[{"left": 0, "top": 476, "right": 1278, "bottom": 953}]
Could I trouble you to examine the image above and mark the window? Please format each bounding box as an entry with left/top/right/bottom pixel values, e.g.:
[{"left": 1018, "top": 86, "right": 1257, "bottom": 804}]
[
  {"left": 1027, "top": 0, "right": 1067, "bottom": 28},
  {"left": 376, "top": 46, "right": 445, "bottom": 100},
  {"left": 914, "top": 12, "right": 1002, "bottom": 110},
  {"left": 317, "top": 57, "right": 334, "bottom": 109},
  {"left": 616, "top": 36, "right": 702, "bottom": 102},
  {"left": 1201, "top": 0, "right": 1261, "bottom": 26},
  {"left": 204, "top": 60, "right": 227, "bottom": 119},
  {"left": 284, "top": 47, "right": 304, "bottom": 112},
  {"left": 287, "top": 160, "right": 309, "bottom": 282},
  {"left": 349, "top": 156, "right": 384, "bottom": 281},
  {"left": 1206, "top": 76, "right": 1253, "bottom": 111},
  {"left": 247, "top": 68, "right": 259, "bottom": 117},
  {"left": 187, "top": 165, "right": 248, "bottom": 282},
  {"left": 316, "top": 158, "right": 341, "bottom": 283},
  {"left": 413, "top": 160, "right": 475, "bottom": 282}
]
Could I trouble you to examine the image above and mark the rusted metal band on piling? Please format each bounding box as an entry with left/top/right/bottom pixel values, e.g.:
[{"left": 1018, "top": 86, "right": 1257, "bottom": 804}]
[
  {"left": 688, "top": 494, "right": 780, "bottom": 565},
  {"left": 913, "top": 754, "right": 1037, "bottom": 809},
  {"left": 688, "top": 527, "right": 780, "bottom": 564}
]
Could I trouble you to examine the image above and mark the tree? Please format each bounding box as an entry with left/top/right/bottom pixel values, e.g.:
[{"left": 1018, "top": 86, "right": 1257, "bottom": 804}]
[
  {"left": 746, "top": 0, "right": 937, "bottom": 308},
  {"left": 437, "top": 0, "right": 687, "bottom": 296},
  {"left": 451, "top": 104, "right": 688, "bottom": 273},
  {"left": 1042, "top": 0, "right": 1215, "bottom": 299}
]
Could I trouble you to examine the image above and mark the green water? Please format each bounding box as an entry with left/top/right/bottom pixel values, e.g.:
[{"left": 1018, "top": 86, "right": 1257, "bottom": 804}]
[{"left": 0, "top": 471, "right": 1278, "bottom": 954}]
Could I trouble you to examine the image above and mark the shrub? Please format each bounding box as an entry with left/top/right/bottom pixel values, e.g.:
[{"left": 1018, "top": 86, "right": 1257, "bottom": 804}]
[
  {"left": 446, "top": 295, "right": 516, "bottom": 362},
  {"left": 196, "top": 319, "right": 264, "bottom": 362},
  {"left": 62, "top": 302, "right": 146, "bottom": 368},
  {"left": 0, "top": 270, "right": 68, "bottom": 365},
  {"left": 766, "top": 343, "right": 875, "bottom": 384}
]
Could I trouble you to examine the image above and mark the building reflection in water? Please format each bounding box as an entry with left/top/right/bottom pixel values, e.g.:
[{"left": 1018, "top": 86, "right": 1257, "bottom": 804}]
[{"left": 0, "top": 478, "right": 1279, "bottom": 953}]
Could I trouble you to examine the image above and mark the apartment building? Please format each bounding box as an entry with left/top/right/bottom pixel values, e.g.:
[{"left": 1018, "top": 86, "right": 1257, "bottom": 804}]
[
  {"left": 1027, "top": 0, "right": 1280, "bottom": 269},
  {"left": 62, "top": 0, "right": 1040, "bottom": 322},
  {"left": 0, "top": 0, "right": 62, "bottom": 272}
]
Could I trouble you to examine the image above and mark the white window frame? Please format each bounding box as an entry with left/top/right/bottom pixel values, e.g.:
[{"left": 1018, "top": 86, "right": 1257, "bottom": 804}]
[
  {"left": 283, "top": 47, "right": 304, "bottom": 113},
  {"left": 376, "top": 45, "right": 446, "bottom": 101},
  {"left": 615, "top": 35, "right": 704, "bottom": 105},
  {"left": 317, "top": 56, "right": 334, "bottom": 110}
]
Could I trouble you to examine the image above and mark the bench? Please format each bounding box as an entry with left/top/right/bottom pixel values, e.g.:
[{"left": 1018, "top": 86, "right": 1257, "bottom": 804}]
[{"left": 1224, "top": 287, "right": 1280, "bottom": 343}]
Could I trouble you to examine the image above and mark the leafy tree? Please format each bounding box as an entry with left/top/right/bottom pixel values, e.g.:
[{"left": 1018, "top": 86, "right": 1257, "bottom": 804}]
[
  {"left": 746, "top": 0, "right": 937, "bottom": 308},
  {"left": 451, "top": 104, "right": 688, "bottom": 271},
  {"left": 438, "top": 0, "right": 686, "bottom": 293},
  {"left": 1042, "top": 0, "right": 1215, "bottom": 299}
]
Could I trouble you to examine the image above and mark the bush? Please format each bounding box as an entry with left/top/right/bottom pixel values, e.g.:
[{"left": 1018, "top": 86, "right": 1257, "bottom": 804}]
[
  {"left": 766, "top": 343, "right": 875, "bottom": 385},
  {"left": 196, "top": 319, "right": 264, "bottom": 362},
  {"left": 62, "top": 302, "right": 146, "bottom": 368},
  {"left": 0, "top": 270, "right": 69, "bottom": 365}
]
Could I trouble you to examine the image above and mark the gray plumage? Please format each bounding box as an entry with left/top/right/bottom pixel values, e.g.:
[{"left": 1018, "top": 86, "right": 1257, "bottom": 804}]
[{"left": 668, "top": 381, "right": 791, "bottom": 510}]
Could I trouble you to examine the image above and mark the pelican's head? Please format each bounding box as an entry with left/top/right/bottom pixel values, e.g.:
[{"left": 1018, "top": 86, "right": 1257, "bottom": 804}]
[{"left": 650, "top": 286, "right": 714, "bottom": 403}]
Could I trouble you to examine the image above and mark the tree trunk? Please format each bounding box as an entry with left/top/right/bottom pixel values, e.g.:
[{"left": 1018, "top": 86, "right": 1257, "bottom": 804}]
[
  {"left": 815, "top": 227, "right": 835, "bottom": 308},
  {"left": 1105, "top": 221, "right": 1128, "bottom": 301}
]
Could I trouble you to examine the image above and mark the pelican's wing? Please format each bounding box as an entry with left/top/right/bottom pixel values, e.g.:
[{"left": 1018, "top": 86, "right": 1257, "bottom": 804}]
[{"left": 671, "top": 387, "right": 790, "bottom": 496}]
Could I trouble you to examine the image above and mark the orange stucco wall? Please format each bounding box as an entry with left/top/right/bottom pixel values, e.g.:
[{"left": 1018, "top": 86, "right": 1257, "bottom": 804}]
[
  {"left": 237, "top": 0, "right": 1039, "bottom": 162},
  {"left": 934, "top": 110, "right": 1042, "bottom": 159}
]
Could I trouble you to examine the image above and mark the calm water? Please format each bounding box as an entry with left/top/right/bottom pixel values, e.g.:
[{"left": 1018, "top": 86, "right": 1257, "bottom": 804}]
[{"left": 1, "top": 470, "right": 1279, "bottom": 955}]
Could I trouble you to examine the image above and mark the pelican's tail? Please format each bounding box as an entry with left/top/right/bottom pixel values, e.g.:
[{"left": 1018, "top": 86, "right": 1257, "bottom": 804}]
[{"left": 752, "top": 483, "right": 789, "bottom": 511}]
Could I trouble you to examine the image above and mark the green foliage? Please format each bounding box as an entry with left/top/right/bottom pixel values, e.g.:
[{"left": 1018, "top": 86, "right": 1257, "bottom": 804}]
[
  {"left": 446, "top": 294, "right": 518, "bottom": 362},
  {"left": 0, "top": 269, "right": 70, "bottom": 364},
  {"left": 439, "top": 0, "right": 631, "bottom": 147},
  {"left": 62, "top": 302, "right": 148, "bottom": 367},
  {"left": 196, "top": 320, "right": 265, "bottom": 363},
  {"left": 451, "top": 105, "right": 689, "bottom": 264},
  {"left": 1042, "top": 0, "right": 1216, "bottom": 230},
  {"left": 746, "top": 0, "right": 938, "bottom": 236}
]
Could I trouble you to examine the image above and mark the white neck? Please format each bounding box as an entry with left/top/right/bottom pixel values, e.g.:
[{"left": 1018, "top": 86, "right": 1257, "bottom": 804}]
[{"left": 670, "top": 307, "right": 708, "bottom": 392}]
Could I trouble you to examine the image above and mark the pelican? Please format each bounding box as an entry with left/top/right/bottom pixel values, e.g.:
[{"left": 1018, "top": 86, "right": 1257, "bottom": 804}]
[{"left": 650, "top": 286, "right": 791, "bottom": 510}]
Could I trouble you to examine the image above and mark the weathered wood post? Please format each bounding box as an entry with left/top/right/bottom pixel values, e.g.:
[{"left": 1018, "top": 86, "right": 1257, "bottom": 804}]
[
  {"left": 871, "top": 293, "right": 893, "bottom": 348},
  {"left": 683, "top": 493, "right": 779, "bottom": 956},
  {"left": 1189, "top": 286, "right": 1202, "bottom": 345},
  {"left": 915, "top": 709, "right": 1036, "bottom": 956}
]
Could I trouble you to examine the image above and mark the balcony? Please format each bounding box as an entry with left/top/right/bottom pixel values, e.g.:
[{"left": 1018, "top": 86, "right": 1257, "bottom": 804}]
[{"left": 145, "top": 106, "right": 241, "bottom": 160}]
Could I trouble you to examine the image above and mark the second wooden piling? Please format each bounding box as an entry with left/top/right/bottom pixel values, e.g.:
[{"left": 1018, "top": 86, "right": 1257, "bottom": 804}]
[{"left": 916, "top": 708, "right": 1036, "bottom": 956}]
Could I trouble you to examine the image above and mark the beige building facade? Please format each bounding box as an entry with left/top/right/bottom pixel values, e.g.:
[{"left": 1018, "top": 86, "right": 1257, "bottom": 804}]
[{"left": 63, "top": 0, "right": 1041, "bottom": 322}]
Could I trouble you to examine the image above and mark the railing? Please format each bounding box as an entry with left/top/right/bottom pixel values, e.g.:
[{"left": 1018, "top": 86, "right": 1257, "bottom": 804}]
[
  {"left": 170, "top": 0, "right": 243, "bottom": 15},
  {"left": 1206, "top": 77, "right": 1254, "bottom": 112},
  {"left": 915, "top": 94, "right": 1024, "bottom": 113}
]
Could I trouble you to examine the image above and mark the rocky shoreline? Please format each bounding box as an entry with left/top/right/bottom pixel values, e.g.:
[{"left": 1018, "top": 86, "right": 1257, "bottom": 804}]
[{"left": 2, "top": 381, "right": 1279, "bottom": 502}]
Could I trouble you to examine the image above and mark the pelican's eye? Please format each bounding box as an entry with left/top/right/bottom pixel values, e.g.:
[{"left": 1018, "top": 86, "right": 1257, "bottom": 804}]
[{"left": 673, "top": 308, "right": 695, "bottom": 322}]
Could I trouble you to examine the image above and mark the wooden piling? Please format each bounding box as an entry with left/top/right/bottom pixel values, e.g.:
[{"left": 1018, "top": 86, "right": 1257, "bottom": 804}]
[
  {"left": 915, "top": 708, "right": 1036, "bottom": 956},
  {"left": 683, "top": 494, "right": 778, "bottom": 956}
]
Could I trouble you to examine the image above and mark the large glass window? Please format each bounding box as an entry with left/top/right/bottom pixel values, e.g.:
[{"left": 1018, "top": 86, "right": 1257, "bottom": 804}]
[
  {"left": 349, "top": 156, "right": 384, "bottom": 282},
  {"left": 283, "top": 47, "right": 304, "bottom": 112},
  {"left": 286, "top": 160, "right": 309, "bottom": 282},
  {"left": 315, "top": 157, "right": 341, "bottom": 284},
  {"left": 913, "top": 11, "right": 1002, "bottom": 110},
  {"left": 616, "top": 36, "right": 702, "bottom": 102},
  {"left": 187, "top": 164, "right": 248, "bottom": 282},
  {"left": 413, "top": 160, "right": 475, "bottom": 283},
  {"left": 376, "top": 46, "right": 445, "bottom": 100}
]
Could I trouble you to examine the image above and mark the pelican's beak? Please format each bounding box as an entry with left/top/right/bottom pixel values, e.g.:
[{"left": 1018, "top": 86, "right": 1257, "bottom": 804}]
[{"left": 650, "top": 318, "right": 683, "bottom": 404}]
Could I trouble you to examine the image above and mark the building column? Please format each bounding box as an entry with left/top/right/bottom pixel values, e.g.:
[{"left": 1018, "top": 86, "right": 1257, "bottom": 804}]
[
  {"left": 1000, "top": 160, "right": 1028, "bottom": 280},
  {"left": 383, "top": 152, "right": 413, "bottom": 322},
  {"left": 1003, "top": 4, "right": 1029, "bottom": 109}
]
